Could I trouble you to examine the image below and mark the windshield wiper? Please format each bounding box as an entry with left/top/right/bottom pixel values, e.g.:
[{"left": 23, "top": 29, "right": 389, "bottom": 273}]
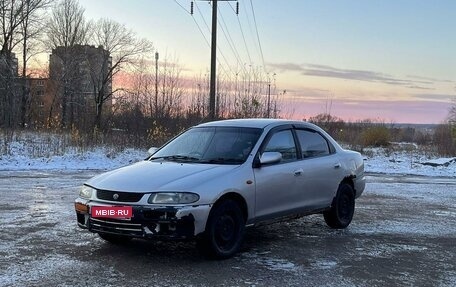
[
  {"left": 150, "top": 155, "right": 200, "bottom": 162},
  {"left": 199, "top": 158, "right": 243, "bottom": 164}
]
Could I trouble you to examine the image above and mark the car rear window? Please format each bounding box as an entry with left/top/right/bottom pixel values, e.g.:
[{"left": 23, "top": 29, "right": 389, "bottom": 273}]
[{"left": 296, "top": 129, "right": 330, "bottom": 158}]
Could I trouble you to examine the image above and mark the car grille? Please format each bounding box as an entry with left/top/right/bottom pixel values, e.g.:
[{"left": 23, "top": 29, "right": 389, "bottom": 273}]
[
  {"left": 89, "top": 218, "right": 144, "bottom": 236},
  {"left": 96, "top": 189, "right": 145, "bottom": 202}
]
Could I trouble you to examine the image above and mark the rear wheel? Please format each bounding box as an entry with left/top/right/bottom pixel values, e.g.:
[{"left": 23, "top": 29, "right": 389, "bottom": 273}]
[
  {"left": 98, "top": 233, "right": 132, "bottom": 244},
  {"left": 324, "top": 183, "right": 355, "bottom": 229},
  {"left": 197, "top": 199, "right": 245, "bottom": 259}
]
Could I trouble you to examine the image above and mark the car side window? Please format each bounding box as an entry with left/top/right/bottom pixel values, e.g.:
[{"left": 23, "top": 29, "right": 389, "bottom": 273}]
[
  {"left": 296, "top": 129, "right": 330, "bottom": 158},
  {"left": 264, "top": 130, "right": 297, "bottom": 162}
]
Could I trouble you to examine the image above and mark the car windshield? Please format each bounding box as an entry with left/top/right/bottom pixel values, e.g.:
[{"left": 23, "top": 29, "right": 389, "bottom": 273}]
[{"left": 150, "top": 127, "right": 262, "bottom": 164}]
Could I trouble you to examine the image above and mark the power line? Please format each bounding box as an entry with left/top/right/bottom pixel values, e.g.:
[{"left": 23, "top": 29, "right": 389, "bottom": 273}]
[
  {"left": 173, "top": 0, "right": 190, "bottom": 14},
  {"left": 191, "top": 15, "right": 211, "bottom": 47},
  {"left": 190, "top": 2, "right": 211, "bottom": 47},
  {"left": 195, "top": 1, "right": 236, "bottom": 77},
  {"left": 229, "top": 2, "right": 252, "bottom": 65},
  {"left": 218, "top": 6, "right": 242, "bottom": 62},
  {"left": 217, "top": 6, "right": 247, "bottom": 74},
  {"left": 191, "top": 2, "right": 231, "bottom": 78},
  {"left": 227, "top": 1, "right": 237, "bottom": 14},
  {"left": 178, "top": 0, "right": 242, "bottom": 120},
  {"left": 249, "top": 0, "right": 267, "bottom": 74},
  {"left": 194, "top": 1, "right": 211, "bottom": 33},
  {"left": 173, "top": 0, "right": 258, "bottom": 77},
  {"left": 174, "top": 1, "right": 244, "bottom": 78},
  {"left": 241, "top": 0, "right": 259, "bottom": 63},
  {"left": 174, "top": 0, "right": 227, "bottom": 77}
]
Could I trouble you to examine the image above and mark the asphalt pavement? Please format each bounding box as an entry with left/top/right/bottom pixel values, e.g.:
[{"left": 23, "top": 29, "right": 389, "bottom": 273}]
[{"left": 0, "top": 171, "right": 455, "bottom": 287}]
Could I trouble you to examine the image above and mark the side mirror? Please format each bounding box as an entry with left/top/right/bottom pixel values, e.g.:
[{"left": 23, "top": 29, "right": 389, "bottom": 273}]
[
  {"left": 259, "top": 152, "right": 282, "bottom": 165},
  {"left": 148, "top": 147, "right": 158, "bottom": 155}
]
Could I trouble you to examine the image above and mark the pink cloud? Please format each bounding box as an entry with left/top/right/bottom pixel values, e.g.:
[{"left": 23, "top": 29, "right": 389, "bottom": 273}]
[{"left": 288, "top": 99, "right": 451, "bottom": 124}]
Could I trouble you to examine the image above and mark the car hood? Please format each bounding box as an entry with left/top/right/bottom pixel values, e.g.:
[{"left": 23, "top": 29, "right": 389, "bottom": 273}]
[{"left": 85, "top": 160, "right": 240, "bottom": 193}]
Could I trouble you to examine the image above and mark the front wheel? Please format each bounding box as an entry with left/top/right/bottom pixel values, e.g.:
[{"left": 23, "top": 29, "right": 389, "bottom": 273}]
[
  {"left": 197, "top": 200, "right": 245, "bottom": 259},
  {"left": 324, "top": 183, "right": 355, "bottom": 229}
]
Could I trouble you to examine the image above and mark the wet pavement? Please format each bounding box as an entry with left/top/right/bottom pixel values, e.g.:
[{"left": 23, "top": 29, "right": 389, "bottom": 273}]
[{"left": 0, "top": 171, "right": 455, "bottom": 287}]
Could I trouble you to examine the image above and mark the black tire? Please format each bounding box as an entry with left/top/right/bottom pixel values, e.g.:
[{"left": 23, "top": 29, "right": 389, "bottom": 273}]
[
  {"left": 324, "top": 183, "right": 355, "bottom": 229},
  {"left": 197, "top": 199, "right": 245, "bottom": 259},
  {"left": 98, "top": 233, "right": 132, "bottom": 244}
]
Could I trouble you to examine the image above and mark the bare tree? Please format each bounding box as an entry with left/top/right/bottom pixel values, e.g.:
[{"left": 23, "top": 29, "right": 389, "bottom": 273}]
[
  {"left": 46, "top": 0, "right": 90, "bottom": 128},
  {"left": 156, "top": 55, "right": 184, "bottom": 119},
  {"left": 46, "top": 0, "right": 89, "bottom": 48},
  {"left": 230, "top": 66, "right": 269, "bottom": 118},
  {"left": 449, "top": 98, "right": 456, "bottom": 123},
  {"left": 185, "top": 66, "right": 286, "bottom": 122},
  {"left": 187, "top": 73, "right": 209, "bottom": 121},
  {"left": 18, "top": 0, "right": 53, "bottom": 127},
  {"left": 1, "top": 0, "right": 27, "bottom": 54},
  {"left": 448, "top": 98, "right": 456, "bottom": 147},
  {"left": 1, "top": 0, "right": 51, "bottom": 128},
  {"left": 1, "top": 0, "right": 25, "bottom": 128},
  {"left": 89, "top": 18, "right": 153, "bottom": 130},
  {"left": 129, "top": 58, "right": 153, "bottom": 118}
]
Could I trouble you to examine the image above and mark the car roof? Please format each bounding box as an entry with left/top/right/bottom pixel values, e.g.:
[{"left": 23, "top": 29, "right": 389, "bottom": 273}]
[
  {"left": 196, "top": 118, "right": 343, "bottom": 152},
  {"left": 196, "top": 118, "right": 315, "bottom": 129}
]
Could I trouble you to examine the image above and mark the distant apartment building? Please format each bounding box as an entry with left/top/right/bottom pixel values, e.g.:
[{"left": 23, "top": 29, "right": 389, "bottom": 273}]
[
  {"left": 28, "top": 78, "right": 51, "bottom": 126},
  {"left": 47, "top": 44, "right": 112, "bottom": 129}
]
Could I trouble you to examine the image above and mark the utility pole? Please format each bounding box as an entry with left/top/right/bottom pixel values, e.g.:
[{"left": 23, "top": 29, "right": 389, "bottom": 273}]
[
  {"left": 267, "top": 73, "right": 276, "bottom": 118},
  {"left": 155, "top": 51, "right": 159, "bottom": 118},
  {"left": 209, "top": 0, "right": 217, "bottom": 120},
  {"left": 193, "top": 1, "right": 238, "bottom": 121}
]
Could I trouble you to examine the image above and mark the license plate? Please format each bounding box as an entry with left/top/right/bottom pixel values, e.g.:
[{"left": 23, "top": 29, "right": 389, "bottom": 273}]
[{"left": 91, "top": 206, "right": 133, "bottom": 219}]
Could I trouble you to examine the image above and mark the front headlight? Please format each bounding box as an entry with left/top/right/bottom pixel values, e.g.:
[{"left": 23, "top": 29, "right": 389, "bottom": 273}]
[
  {"left": 79, "top": 185, "right": 95, "bottom": 199},
  {"left": 148, "top": 192, "right": 199, "bottom": 204}
]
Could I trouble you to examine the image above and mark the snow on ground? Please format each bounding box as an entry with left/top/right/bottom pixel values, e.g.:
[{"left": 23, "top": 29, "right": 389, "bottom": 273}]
[
  {"left": 0, "top": 146, "right": 146, "bottom": 171},
  {"left": 0, "top": 135, "right": 146, "bottom": 170},
  {"left": 363, "top": 147, "right": 456, "bottom": 177},
  {"left": 0, "top": 136, "right": 455, "bottom": 177}
]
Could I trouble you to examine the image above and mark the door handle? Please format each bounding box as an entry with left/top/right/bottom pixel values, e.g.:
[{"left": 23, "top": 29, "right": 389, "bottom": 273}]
[
  {"left": 294, "top": 168, "right": 304, "bottom": 176},
  {"left": 334, "top": 163, "right": 341, "bottom": 169}
]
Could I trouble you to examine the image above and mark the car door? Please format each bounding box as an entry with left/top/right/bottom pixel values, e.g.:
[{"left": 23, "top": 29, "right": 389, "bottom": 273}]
[
  {"left": 253, "top": 128, "right": 304, "bottom": 220},
  {"left": 294, "top": 129, "right": 344, "bottom": 209}
]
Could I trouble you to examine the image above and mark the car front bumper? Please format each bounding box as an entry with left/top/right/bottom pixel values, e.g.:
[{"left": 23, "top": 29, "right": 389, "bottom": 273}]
[{"left": 75, "top": 198, "right": 211, "bottom": 240}]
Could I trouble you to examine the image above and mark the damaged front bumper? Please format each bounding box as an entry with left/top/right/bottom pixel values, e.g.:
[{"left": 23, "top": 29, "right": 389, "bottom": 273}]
[{"left": 75, "top": 198, "right": 211, "bottom": 240}]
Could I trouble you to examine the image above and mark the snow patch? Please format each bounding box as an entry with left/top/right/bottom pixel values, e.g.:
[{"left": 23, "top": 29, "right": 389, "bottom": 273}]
[
  {"left": 0, "top": 141, "right": 146, "bottom": 171},
  {"left": 363, "top": 148, "right": 456, "bottom": 177}
]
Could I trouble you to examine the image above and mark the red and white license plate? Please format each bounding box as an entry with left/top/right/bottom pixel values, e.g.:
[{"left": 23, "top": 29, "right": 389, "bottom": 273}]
[{"left": 91, "top": 206, "right": 133, "bottom": 219}]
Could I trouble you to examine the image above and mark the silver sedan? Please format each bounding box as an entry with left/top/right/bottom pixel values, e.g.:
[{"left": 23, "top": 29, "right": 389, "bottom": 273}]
[{"left": 75, "top": 119, "right": 365, "bottom": 258}]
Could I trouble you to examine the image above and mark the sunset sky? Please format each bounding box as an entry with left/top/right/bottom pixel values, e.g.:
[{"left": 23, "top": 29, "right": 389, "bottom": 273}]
[{"left": 78, "top": 0, "right": 456, "bottom": 124}]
